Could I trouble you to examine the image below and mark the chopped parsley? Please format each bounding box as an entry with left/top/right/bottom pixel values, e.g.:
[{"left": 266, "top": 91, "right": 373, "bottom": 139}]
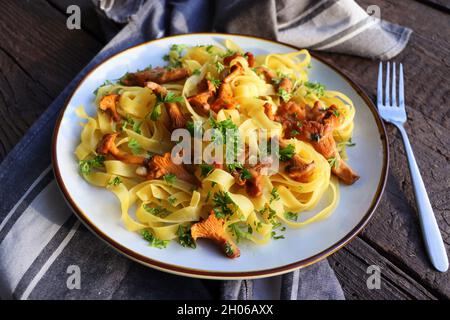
[
  {"left": 178, "top": 225, "right": 196, "bottom": 248},
  {"left": 160, "top": 91, "right": 184, "bottom": 104},
  {"left": 271, "top": 231, "right": 285, "bottom": 240},
  {"left": 332, "top": 109, "right": 340, "bottom": 117},
  {"left": 270, "top": 187, "right": 280, "bottom": 203},
  {"left": 192, "top": 68, "right": 201, "bottom": 76},
  {"left": 215, "top": 61, "right": 225, "bottom": 73},
  {"left": 338, "top": 139, "right": 356, "bottom": 148},
  {"left": 205, "top": 45, "right": 214, "bottom": 53},
  {"left": 240, "top": 168, "right": 252, "bottom": 180},
  {"left": 163, "top": 173, "right": 177, "bottom": 185},
  {"left": 228, "top": 223, "right": 252, "bottom": 243},
  {"left": 328, "top": 157, "right": 339, "bottom": 169},
  {"left": 149, "top": 103, "right": 162, "bottom": 121},
  {"left": 284, "top": 211, "right": 298, "bottom": 221},
  {"left": 132, "top": 121, "right": 142, "bottom": 134},
  {"left": 224, "top": 242, "right": 234, "bottom": 257},
  {"left": 227, "top": 163, "right": 252, "bottom": 181},
  {"left": 93, "top": 80, "right": 113, "bottom": 95},
  {"left": 199, "top": 163, "right": 214, "bottom": 177},
  {"left": 78, "top": 155, "right": 105, "bottom": 175},
  {"left": 221, "top": 49, "right": 237, "bottom": 58},
  {"left": 207, "top": 76, "right": 221, "bottom": 89},
  {"left": 279, "top": 144, "right": 295, "bottom": 161},
  {"left": 143, "top": 205, "right": 168, "bottom": 217},
  {"left": 108, "top": 176, "right": 122, "bottom": 186},
  {"left": 304, "top": 81, "right": 326, "bottom": 97},
  {"left": 163, "top": 44, "right": 187, "bottom": 69},
  {"left": 278, "top": 88, "right": 292, "bottom": 102},
  {"left": 167, "top": 195, "right": 177, "bottom": 205},
  {"left": 209, "top": 117, "right": 241, "bottom": 157},
  {"left": 290, "top": 129, "right": 300, "bottom": 136},
  {"left": 128, "top": 138, "right": 142, "bottom": 154},
  {"left": 310, "top": 133, "right": 321, "bottom": 142},
  {"left": 141, "top": 229, "right": 169, "bottom": 249},
  {"left": 212, "top": 191, "right": 235, "bottom": 219}
]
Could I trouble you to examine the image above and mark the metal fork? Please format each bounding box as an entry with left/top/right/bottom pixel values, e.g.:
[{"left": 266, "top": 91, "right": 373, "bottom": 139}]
[{"left": 377, "top": 62, "right": 448, "bottom": 272}]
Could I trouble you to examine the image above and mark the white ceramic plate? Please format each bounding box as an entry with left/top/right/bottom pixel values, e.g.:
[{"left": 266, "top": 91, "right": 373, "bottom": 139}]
[{"left": 53, "top": 33, "right": 388, "bottom": 279}]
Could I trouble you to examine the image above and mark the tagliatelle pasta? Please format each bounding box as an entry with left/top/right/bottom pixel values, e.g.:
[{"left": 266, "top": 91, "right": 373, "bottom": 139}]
[{"left": 74, "top": 40, "right": 359, "bottom": 258}]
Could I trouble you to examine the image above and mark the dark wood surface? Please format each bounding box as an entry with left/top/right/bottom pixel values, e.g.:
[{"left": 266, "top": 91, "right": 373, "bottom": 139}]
[{"left": 0, "top": 0, "right": 448, "bottom": 300}]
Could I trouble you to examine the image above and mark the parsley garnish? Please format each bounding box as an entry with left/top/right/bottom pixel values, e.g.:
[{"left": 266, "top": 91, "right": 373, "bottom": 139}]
[
  {"left": 270, "top": 187, "right": 280, "bottom": 203},
  {"left": 163, "top": 173, "right": 177, "bottom": 185},
  {"left": 271, "top": 231, "right": 285, "bottom": 240},
  {"left": 128, "top": 138, "right": 142, "bottom": 154},
  {"left": 284, "top": 211, "right": 298, "bottom": 221},
  {"left": 327, "top": 157, "right": 339, "bottom": 169},
  {"left": 310, "top": 133, "right": 321, "bottom": 142},
  {"left": 78, "top": 155, "right": 105, "bottom": 175},
  {"left": 167, "top": 195, "right": 177, "bottom": 205},
  {"left": 279, "top": 144, "right": 295, "bottom": 161},
  {"left": 108, "top": 176, "right": 122, "bottom": 186},
  {"left": 207, "top": 77, "right": 221, "bottom": 89},
  {"left": 304, "top": 81, "right": 325, "bottom": 97},
  {"left": 278, "top": 88, "right": 292, "bottom": 102},
  {"left": 212, "top": 191, "right": 235, "bottom": 218},
  {"left": 132, "top": 121, "right": 142, "bottom": 134},
  {"left": 215, "top": 61, "right": 225, "bottom": 73},
  {"left": 177, "top": 225, "right": 196, "bottom": 248},
  {"left": 228, "top": 223, "right": 252, "bottom": 243},
  {"left": 141, "top": 229, "right": 169, "bottom": 249},
  {"left": 192, "top": 69, "right": 201, "bottom": 76},
  {"left": 143, "top": 205, "right": 168, "bottom": 217},
  {"left": 161, "top": 91, "right": 184, "bottom": 104},
  {"left": 224, "top": 242, "right": 234, "bottom": 256},
  {"left": 149, "top": 103, "right": 162, "bottom": 121},
  {"left": 205, "top": 45, "right": 214, "bottom": 53},
  {"left": 199, "top": 163, "right": 214, "bottom": 177}
]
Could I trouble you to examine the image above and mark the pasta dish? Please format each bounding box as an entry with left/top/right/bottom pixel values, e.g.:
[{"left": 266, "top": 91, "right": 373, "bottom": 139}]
[{"left": 75, "top": 40, "right": 359, "bottom": 258}]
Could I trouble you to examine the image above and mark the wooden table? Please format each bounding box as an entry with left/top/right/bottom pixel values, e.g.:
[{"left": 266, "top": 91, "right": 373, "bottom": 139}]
[{"left": 1, "top": 0, "right": 448, "bottom": 300}]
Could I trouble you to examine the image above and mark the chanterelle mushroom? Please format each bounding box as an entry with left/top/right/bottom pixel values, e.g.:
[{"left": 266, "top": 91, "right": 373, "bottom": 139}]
[
  {"left": 96, "top": 133, "right": 146, "bottom": 165},
  {"left": 99, "top": 94, "right": 121, "bottom": 122},
  {"left": 121, "top": 67, "right": 190, "bottom": 87},
  {"left": 191, "top": 211, "right": 240, "bottom": 258},
  {"left": 146, "top": 152, "right": 199, "bottom": 185}
]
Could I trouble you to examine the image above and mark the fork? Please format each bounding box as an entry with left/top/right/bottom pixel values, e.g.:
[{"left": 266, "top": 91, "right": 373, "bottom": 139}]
[{"left": 377, "top": 62, "right": 448, "bottom": 272}]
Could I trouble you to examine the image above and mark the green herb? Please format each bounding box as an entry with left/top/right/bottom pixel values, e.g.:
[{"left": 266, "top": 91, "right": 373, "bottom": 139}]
[
  {"left": 167, "top": 195, "right": 177, "bottom": 205},
  {"left": 207, "top": 77, "right": 221, "bottom": 89},
  {"left": 163, "top": 44, "right": 187, "bottom": 69},
  {"left": 224, "top": 242, "right": 234, "bottom": 256},
  {"left": 178, "top": 225, "right": 196, "bottom": 248},
  {"left": 271, "top": 231, "right": 285, "bottom": 240},
  {"left": 93, "top": 80, "right": 113, "bottom": 95},
  {"left": 161, "top": 91, "right": 184, "bottom": 103},
  {"left": 163, "top": 173, "right": 177, "bottom": 185},
  {"left": 290, "top": 129, "right": 300, "bottom": 136},
  {"left": 221, "top": 49, "right": 237, "bottom": 58},
  {"left": 327, "top": 157, "right": 339, "bottom": 169},
  {"left": 128, "top": 138, "right": 142, "bottom": 154},
  {"left": 215, "top": 61, "right": 225, "bottom": 73},
  {"left": 304, "top": 81, "right": 326, "bottom": 97},
  {"left": 108, "top": 176, "right": 122, "bottom": 186},
  {"left": 332, "top": 109, "right": 340, "bottom": 117},
  {"left": 132, "top": 121, "right": 142, "bottom": 134},
  {"left": 240, "top": 168, "right": 252, "bottom": 180},
  {"left": 278, "top": 88, "right": 292, "bottom": 102},
  {"left": 228, "top": 223, "right": 252, "bottom": 243},
  {"left": 279, "top": 144, "right": 295, "bottom": 161},
  {"left": 310, "top": 133, "right": 321, "bottom": 142},
  {"left": 78, "top": 155, "right": 105, "bottom": 175},
  {"left": 149, "top": 103, "right": 162, "bottom": 121},
  {"left": 205, "top": 45, "right": 214, "bottom": 53},
  {"left": 209, "top": 117, "right": 240, "bottom": 156},
  {"left": 141, "top": 229, "right": 169, "bottom": 249},
  {"left": 199, "top": 163, "right": 214, "bottom": 177},
  {"left": 205, "top": 190, "right": 212, "bottom": 203},
  {"left": 338, "top": 139, "right": 356, "bottom": 148},
  {"left": 143, "top": 205, "right": 168, "bottom": 217},
  {"left": 192, "top": 69, "right": 201, "bottom": 76},
  {"left": 270, "top": 187, "right": 280, "bottom": 203},
  {"left": 284, "top": 211, "right": 298, "bottom": 221},
  {"left": 212, "top": 191, "right": 235, "bottom": 219}
]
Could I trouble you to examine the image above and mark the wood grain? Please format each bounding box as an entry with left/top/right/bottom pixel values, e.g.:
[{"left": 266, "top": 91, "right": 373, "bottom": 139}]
[{"left": 0, "top": 0, "right": 103, "bottom": 160}]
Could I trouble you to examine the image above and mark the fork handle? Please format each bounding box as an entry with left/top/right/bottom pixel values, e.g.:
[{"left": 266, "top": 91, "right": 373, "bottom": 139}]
[{"left": 395, "top": 123, "right": 449, "bottom": 272}]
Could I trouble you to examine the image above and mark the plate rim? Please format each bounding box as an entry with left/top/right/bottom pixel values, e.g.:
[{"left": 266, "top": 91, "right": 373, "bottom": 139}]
[{"left": 51, "top": 32, "right": 389, "bottom": 279}]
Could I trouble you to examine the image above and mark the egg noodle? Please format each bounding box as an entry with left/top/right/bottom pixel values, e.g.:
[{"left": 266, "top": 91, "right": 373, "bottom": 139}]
[{"left": 74, "top": 40, "right": 357, "bottom": 258}]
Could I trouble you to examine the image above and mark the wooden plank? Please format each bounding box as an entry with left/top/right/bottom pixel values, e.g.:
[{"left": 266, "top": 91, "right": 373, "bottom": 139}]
[
  {"left": 314, "top": 0, "right": 450, "bottom": 298},
  {"left": 416, "top": 0, "right": 450, "bottom": 12},
  {"left": 329, "top": 237, "right": 437, "bottom": 299},
  {"left": 0, "top": 0, "right": 102, "bottom": 160},
  {"left": 46, "top": 0, "right": 122, "bottom": 43}
]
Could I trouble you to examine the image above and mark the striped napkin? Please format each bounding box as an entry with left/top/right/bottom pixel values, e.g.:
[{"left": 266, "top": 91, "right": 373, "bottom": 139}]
[{"left": 0, "top": 0, "right": 411, "bottom": 300}]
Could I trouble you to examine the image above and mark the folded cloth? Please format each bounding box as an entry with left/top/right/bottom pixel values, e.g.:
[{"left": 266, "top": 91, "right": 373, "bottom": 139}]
[{"left": 0, "top": 0, "right": 411, "bottom": 300}]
